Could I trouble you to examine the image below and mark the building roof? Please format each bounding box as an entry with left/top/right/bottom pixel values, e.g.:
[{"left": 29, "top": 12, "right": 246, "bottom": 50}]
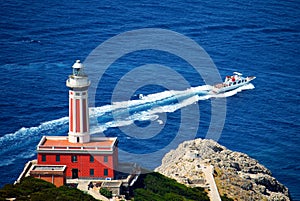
[
  {"left": 30, "top": 165, "right": 67, "bottom": 176},
  {"left": 43, "top": 138, "right": 114, "bottom": 147},
  {"left": 37, "top": 136, "right": 118, "bottom": 154},
  {"left": 101, "top": 181, "right": 122, "bottom": 188},
  {"left": 32, "top": 165, "right": 66, "bottom": 171}
]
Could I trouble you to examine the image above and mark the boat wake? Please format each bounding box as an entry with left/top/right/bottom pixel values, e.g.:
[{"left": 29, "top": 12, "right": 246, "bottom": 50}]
[{"left": 0, "top": 83, "right": 254, "bottom": 165}]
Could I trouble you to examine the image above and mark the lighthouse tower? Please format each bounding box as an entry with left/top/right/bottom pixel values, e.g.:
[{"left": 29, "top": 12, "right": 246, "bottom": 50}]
[
  {"left": 66, "top": 60, "right": 91, "bottom": 143},
  {"left": 32, "top": 59, "right": 118, "bottom": 185}
]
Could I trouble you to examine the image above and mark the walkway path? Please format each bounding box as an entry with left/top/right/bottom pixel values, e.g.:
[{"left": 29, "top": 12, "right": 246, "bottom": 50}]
[
  {"left": 201, "top": 164, "right": 221, "bottom": 201},
  {"left": 68, "top": 179, "right": 109, "bottom": 201}
]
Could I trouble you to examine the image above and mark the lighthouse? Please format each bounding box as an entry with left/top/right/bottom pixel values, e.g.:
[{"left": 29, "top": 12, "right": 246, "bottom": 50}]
[
  {"left": 31, "top": 60, "right": 118, "bottom": 185},
  {"left": 66, "top": 60, "right": 91, "bottom": 143}
]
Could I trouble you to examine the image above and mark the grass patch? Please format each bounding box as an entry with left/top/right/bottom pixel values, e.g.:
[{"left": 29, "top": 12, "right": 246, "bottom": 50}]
[
  {"left": 133, "top": 172, "right": 209, "bottom": 201},
  {"left": 0, "top": 177, "right": 97, "bottom": 201}
]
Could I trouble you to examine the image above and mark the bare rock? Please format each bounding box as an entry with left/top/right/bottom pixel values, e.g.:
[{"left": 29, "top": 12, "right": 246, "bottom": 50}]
[
  {"left": 254, "top": 174, "right": 289, "bottom": 195},
  {"left": 155, "top": 138, "right": 291, "bottom": 201}
]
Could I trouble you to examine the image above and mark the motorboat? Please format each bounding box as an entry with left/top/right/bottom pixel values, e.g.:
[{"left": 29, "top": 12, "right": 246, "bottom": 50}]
[{"left": 212, "top": 72, "right": 256, "bottom": 93}]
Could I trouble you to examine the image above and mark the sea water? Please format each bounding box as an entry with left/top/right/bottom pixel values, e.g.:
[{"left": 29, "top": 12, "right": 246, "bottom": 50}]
[{"left": 0, "top": 0, "right": 299, "bottom": 199}]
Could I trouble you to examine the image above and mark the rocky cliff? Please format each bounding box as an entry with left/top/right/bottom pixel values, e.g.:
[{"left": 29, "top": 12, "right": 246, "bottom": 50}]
[{"left": 155, "top": 139, "right": 290, "bottom": 201}]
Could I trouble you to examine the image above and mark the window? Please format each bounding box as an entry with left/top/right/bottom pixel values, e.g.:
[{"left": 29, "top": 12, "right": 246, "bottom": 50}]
[
  {"left": 71, "top": 155, "right": 77, "bottom": 162},
  {"left": 56, "top": 155, "right": 60, "bottom": 162},
  {"left": 90, "top": 169, "right": 94, "bottom": 176},
  {"left": 77, "top": 137, "right": 80, "bottom": 143},
  {"left": 104, "top": 156, "right": 108, "bottom": 163},
  {"left": 104, "top": 168, "right": 108, "bottom": 176},
  {"left": 90, "top": 155, "right": 94, "bottom": 163},
  {"left": 42, "top": 154, "right": 46, "bottom": 162}
]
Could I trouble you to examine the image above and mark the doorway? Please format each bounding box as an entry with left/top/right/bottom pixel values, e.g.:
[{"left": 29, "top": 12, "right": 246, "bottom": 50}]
[{"left": 72, "top": 169, "right": 78, "bottom": 179}]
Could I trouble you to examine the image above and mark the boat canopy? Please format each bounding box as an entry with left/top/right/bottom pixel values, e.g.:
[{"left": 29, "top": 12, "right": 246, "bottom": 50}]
[{"left": 233, "top": 72, "right": 242, "bottom": 76}]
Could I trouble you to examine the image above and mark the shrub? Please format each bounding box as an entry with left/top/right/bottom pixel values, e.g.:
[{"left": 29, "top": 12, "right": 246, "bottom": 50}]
[
  {"left": 164, "top": 193, "right": 185, "bottom": 201},
  {"left": 99, "top": 188, "right": 112, "bottom": 198},
  {"left": 133, "top": 172, "right": 209, "bottom": 201},
  {"left": 134, "top": 189, "right": 163, "bottom": 201},
  {"left": 221, "top": 194, "right": 234, "bottom": 201},
  {"left": 0, "top": 177, "right": 97, "bottom": 201}
]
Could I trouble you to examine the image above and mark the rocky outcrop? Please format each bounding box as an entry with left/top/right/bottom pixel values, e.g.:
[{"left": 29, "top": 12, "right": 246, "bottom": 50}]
[{"left": 155, "top": 138, "right": 290, "bottom": 201}]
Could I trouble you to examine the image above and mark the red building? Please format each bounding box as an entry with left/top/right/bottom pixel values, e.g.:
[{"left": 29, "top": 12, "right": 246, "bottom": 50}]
[
  {"left": 31, "top": 60, "right": 118, "bottom": 185},
  {"left": 30, "top": 165, "right": 67, "bottom": 187},
  {"left": 36, "top": 136, "right": 118, "bottom": 179}
]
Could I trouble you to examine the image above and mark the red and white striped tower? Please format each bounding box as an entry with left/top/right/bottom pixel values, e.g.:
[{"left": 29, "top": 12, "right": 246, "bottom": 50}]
[{"left": 66, "top": 60, "right": 91, "bottom": 143}]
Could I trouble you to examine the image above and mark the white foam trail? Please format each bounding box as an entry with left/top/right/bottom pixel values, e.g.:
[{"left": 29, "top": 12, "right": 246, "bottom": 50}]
[
  {"left": 90, "top": 85, "right": 212, "bottom": 116},
  {"left": 149, "top": 95, "right": 200, "bottom": 114},
  {"left": 90, "top": 119, "right": 135, "bottom": 134},
  {"left": 90, "top": 95, "right": 203, "bottom": 134},
  {"left": 0, "top": 158, "right": 15, "bottom": 167},
  {"left": 0, "top": 152, "right": 35, "bottom": 167},
  {"left": 1, "top": 84, "right": 254, "bottom": 149},
  {"left": 0, "top": 146, "right": 36, "bottom": 167},
  {"left": 212, "top": 83, "right": 255, "bottom": 98},
  {"left": 90, "top": 84, "right": 254, "bottom": 134},
  {"left": 157, "top": 120, "right": 164, "bottom": 125},
  {"left": 0, "top": 116, "right": 68, "bottom": 146}
]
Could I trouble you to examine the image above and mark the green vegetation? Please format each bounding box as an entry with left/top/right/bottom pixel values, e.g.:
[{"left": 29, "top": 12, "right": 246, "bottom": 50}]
[
  {"left": 99, "top": 187, "right": 112, "bottom": 198},
  {"left": 133, "top": 172, "right": 209, "bottom": 201},
  {"left": 0, "top": 177, "right": 97, "bottom": 201},
  {"left": 221, "top": 194, "right": 234, "bottom": 201}
]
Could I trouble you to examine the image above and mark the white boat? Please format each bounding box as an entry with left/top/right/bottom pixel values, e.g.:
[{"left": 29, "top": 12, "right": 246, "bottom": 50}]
[{"left": 212, "top": 72, "right": 256, "bottom": 93}]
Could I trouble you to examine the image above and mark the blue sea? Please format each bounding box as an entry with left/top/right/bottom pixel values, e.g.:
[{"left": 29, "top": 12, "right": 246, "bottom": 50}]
[{"left": 0, "top": 0, "right": 299, "bottom": 199}]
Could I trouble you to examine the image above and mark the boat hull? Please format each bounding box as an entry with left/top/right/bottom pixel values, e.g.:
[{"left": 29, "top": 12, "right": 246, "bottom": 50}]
[{"left": 212, "top": 76, "right": 255, "bottom": 94}]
